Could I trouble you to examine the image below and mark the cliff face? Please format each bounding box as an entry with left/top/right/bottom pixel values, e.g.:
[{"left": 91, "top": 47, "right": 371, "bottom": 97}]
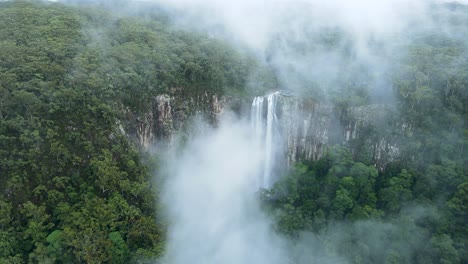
[
  {"left": 277, "top": 96, "right": 404, "bottom": 168},
  {"left": 124, "top": 91, "right": 406, "bottom": 167},
  {"left": 123, "top": 90, "right": 242, "bottom": 149},
  {"left": 279, "top": 96, "right": 332, "bottom": 164},
  {"left": 338, "top": 104, "right": 404, "bottom": 169}
]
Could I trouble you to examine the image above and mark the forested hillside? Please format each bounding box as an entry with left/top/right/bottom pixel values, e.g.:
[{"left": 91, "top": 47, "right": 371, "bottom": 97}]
[
  {"left": 261, "top": 5, "right": 468, "bottom": 263},
  {"left": 0, "top": 1, "right": 260, "bottom": 262},
  {"left": 0, "top": 0, "right": 467, "bottom": 264}
]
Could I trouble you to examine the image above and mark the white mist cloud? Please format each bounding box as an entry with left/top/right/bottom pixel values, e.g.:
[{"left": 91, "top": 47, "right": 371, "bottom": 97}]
[
  {"left": 142, "top": 1, "right": 466, "bottom": 262},
  {"left": 161, "top": 117, "right": 288, "bottom": 264},
  {"left": 144, "top": 0, "right": 444, "bottom": 102},
  {"left": 149, "top": 0, "right": 428, "bottom": 51},
  {"left": 158, "top": 115, "right": 436, "bottom": 263}
]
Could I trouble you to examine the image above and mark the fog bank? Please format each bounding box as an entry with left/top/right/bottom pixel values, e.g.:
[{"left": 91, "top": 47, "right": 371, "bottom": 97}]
[{"left": 161, "top": 117, "right": 289, "bottom": 263}]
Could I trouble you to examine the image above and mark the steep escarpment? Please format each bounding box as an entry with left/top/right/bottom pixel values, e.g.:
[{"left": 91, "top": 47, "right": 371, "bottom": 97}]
[
  {"left": 279, "top": 96, "right": 333, "bottom": 164},
  {"left": 125, "top": 91, "right": 407, "bottom": 168},
  {"left": 123, "top": 89, "right": 244, "bottom": 149},
  {"left": 338, "top": 104, "right": 405, "bottom": 169},
  {"left": 2, "top": 1, "right": 467, "bottom": 263},
  {"left": 275, "top": 95, "right": 405, "bottom": 168}
]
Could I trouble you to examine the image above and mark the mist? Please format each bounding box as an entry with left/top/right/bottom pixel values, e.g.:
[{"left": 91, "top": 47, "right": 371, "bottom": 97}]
[
  {"left": 56, "top": 0, "right": 467, "bottom": 102},
  {"left": 148, "top": 0, "right": 423, "bottom": 99},
  {"left": 150, "top": 0, "right": 466, "bottom": 263},
  {"left": 161, "top": 116, "right": 289, "bottom": 264},
  {"left": 159, "top": 115, "right": 442, "bottom": 263},
  {"left": 54, "top": 0, "right": 468, "bottom": 261},
  {"left": 0, "top": 0, "right": 465, "bottom": 262}
]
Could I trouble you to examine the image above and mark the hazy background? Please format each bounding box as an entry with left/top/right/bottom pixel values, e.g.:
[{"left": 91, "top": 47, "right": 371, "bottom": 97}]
[{"left": 145, "top": 0, "right": 457, "bottom": 101}]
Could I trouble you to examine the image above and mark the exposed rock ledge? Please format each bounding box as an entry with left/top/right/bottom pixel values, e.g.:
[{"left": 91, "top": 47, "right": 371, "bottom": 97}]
[
  {"left": 122, "top": 90, "right": 242, "bottom": 149},
  {"left": 123, "top": 91, "right": 409, "bottom": 168}
]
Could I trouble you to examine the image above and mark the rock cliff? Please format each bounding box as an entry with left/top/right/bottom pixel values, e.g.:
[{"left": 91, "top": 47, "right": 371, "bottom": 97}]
[
  {"left": 277, "top": 95, "right": 404, "bottom": 169},
  {"left": 124, "top": 90, "right": 407, "bottom": 168},
  {"left": 123, "top": 89, "right": 243, "bottom": 149}
]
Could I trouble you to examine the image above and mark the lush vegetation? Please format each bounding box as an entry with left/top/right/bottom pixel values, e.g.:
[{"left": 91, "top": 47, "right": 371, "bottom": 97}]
[
  {"left": 262, "top": 145, "right": 467, "bottom": 263},
  {"left": 0, "top": 1, "right": 261, "bottom": 262},
  {"left": 262, "top": 6, "right": 468, "bottom": 262},
  {"left": 0, "top": 0, "right": 467, "bottom": 263}
]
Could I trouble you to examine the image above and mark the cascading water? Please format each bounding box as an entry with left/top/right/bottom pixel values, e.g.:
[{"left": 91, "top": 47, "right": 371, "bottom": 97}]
[
  {"left": 251, "top": 97, "right": 264, "bottom": 144},
  {"left": 251, "top": 91, "right": 280, "bottom": 188}
]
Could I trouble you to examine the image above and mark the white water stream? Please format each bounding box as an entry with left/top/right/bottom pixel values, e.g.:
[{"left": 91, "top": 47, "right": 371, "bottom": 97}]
[{"left": 250, "top": 91, "right": 280, "bottom": 188}]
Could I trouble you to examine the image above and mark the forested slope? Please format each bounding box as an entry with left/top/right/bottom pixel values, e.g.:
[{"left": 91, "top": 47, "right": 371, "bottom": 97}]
[
  {"left": 261, "top": 4, "right": 468, "bottom": 263},
  {"left": 0, "top": 1, "right": 259, "bottom": 262},
  {"left": 0, "top": 0, "right": 467, "bottom": 264}
]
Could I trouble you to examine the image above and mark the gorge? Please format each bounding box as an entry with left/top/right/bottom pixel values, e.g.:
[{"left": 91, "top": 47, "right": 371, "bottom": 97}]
[{"left": 0, "top": 1, "right": 466, "bottom": 263}]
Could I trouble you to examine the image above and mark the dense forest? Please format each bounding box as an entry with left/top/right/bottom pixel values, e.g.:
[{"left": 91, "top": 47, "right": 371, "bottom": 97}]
[
  {"left": 0, "top": 1, "right": 260, "bottom": 262},
  {"left": 261, "top": 3, "right": 468, "bottom": 263},
  {"left": 0, "top": 0, "right": 467, "bottom": 263}
]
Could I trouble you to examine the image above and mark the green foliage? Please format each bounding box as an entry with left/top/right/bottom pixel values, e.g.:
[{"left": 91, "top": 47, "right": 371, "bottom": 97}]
[
  {"left": 261, "top": 6, "right": 468, "bottom": 262},
  {"left": 263, "top": 145, "right": 466, "bottom": 263},
  {"left": 0, "top": 0, "right": 268, "bottom": 261},
  {"left": 0, "top": 1, "right": 467, "bottom": 263},
  {"left": 0, "top": 1, "right": 174, "bottom": 262},
  {"left": 379, "top": 169, "right": 413, "bottom": 213}
]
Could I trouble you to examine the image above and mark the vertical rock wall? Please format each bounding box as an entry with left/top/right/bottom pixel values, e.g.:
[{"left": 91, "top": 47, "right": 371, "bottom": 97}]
[
  {"left": 339, "top": 105, "right": 402, "bottom": 169},
  {"left": 124, "top": 90, "right": 406, "bottom": 167},
  {"left": 279, "top": 96, "right": 332, "bottom": 164},
  {"left": 124, "top": 90, "right": 242, "bottom": 149},
  {"left": 265, "top": 94, "right": 405, "bottom": 168}
]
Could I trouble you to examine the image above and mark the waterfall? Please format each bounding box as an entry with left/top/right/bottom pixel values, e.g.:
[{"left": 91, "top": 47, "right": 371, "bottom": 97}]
[
  {"left": 251, "top": 92, "right": 280, "bottom": 188},
  {"left": 251, "top": 97, "right": 264, "bottom": 143}
]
